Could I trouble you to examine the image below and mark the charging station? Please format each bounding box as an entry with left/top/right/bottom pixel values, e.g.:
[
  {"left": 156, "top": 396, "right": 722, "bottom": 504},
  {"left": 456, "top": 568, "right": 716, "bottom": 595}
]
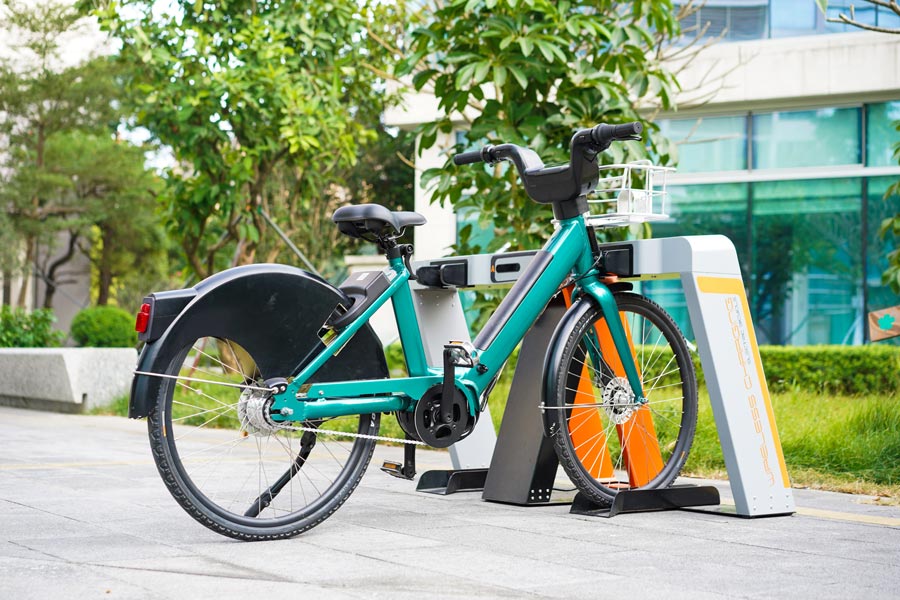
[{"left": 409, "top": 235, "right": 795, "bottom": 518}]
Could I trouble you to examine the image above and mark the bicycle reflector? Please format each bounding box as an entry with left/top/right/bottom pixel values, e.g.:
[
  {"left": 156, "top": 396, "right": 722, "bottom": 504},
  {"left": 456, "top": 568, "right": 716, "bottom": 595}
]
[{"left": 135, "top": 303, "right": 151, "bottom": 333}]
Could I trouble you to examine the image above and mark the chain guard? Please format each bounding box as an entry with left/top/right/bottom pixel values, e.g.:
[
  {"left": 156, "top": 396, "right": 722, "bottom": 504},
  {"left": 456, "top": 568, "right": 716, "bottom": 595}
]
[{"left": 413, "top": 384, "right": 476, "bottom": 448}]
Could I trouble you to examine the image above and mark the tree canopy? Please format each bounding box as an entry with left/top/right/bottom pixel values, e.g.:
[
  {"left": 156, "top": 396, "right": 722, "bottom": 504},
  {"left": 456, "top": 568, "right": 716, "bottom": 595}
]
[
  {"left": 397, "top": 0, "right": 683, "bottom": 256},
  {"left": 0, "top": 0, "right": 158, "bottom": 309},
  {"left": 88, "top": 0, "right": 413, "bottom": 279}
]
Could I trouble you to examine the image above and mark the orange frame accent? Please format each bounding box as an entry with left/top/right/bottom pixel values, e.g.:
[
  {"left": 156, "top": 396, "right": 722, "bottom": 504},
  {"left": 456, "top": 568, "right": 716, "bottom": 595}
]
[
  {"left": 563, "top": 287, "right": 664, "bottom": 487},
  {"left": 562, "top": 288, "right": 615, "bottom": 479}
]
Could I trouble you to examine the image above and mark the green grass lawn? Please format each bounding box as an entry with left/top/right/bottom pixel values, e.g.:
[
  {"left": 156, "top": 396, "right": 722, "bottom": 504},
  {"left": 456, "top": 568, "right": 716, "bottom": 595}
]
[{"left": 686, "top": 388, "right": 900, "bottom": 499}]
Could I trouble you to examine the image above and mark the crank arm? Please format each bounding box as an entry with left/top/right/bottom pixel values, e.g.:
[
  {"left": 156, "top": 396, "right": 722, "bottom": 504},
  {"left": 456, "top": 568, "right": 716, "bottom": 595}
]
[{"left": 244, "top": 428, "right": 318, "bottom": 518}]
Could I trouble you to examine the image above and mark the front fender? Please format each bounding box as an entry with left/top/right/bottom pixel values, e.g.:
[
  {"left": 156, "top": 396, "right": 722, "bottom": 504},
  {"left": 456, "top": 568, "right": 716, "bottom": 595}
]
[
  {"left": 130, "top": 264, "right": 388, "bottom": 419},
  {"left": 541, "top": 295, "right": 596, "bottom": 437}
]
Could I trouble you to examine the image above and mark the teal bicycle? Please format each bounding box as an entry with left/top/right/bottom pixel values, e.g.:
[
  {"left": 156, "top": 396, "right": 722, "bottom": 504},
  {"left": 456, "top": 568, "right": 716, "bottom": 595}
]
[{"left": 131, "top": 122, "right": 698, "bottom": 540}]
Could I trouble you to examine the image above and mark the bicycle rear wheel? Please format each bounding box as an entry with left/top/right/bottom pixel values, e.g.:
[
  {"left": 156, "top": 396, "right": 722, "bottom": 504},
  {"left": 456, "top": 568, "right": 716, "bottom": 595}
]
[
  {"left": 148, "top": 336, "right": 379, "bottom": 541},
  {"left": 546, "top": 292, "right": 697, "bottom": 505}
]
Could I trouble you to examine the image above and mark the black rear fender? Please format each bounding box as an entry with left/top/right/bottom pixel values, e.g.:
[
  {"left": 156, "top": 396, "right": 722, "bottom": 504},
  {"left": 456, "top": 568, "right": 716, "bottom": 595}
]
[{"left": 130, "top": 264, "right": 388, "bottom": 419}]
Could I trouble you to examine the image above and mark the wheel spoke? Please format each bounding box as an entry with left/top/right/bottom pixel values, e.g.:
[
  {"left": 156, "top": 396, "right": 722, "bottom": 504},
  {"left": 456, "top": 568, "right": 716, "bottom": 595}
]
[{"left": 149, "top": 336, "right": 381, "bottom": 539}]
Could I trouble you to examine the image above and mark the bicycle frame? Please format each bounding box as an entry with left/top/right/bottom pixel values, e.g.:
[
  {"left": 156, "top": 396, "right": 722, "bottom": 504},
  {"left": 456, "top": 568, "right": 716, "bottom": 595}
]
[{"left": 268, "top": 213, "right": 644, "bottom": 423}]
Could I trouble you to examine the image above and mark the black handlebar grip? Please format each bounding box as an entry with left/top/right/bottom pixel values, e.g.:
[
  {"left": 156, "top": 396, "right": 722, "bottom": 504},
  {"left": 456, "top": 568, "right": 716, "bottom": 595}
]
[
  {"left": 591, "top": 121, "right": 643, "bottom": 144},
  {"left": 613, "top": 121, "right": 642, "bottom": 138},
  {"left": 453, "top": 149, "right": 485, "bottom": 166}
]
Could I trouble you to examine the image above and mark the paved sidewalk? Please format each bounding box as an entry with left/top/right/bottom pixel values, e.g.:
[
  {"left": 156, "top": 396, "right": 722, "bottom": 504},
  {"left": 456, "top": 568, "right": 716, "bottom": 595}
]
[{"left": 0, "top": 406, "right": 898, "bottom": 599}]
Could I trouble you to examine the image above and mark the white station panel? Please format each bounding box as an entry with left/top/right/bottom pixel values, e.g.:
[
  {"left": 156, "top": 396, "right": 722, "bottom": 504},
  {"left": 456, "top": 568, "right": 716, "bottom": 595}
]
[{"left": 683, "top": 273, "right": 795, "bottom": 516}]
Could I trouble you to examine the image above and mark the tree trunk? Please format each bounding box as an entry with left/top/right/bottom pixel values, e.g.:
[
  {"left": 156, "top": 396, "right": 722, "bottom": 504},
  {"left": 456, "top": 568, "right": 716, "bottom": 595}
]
[
  {"left": 16, "top": 236, "right": 34, "bottom": 308},
  {"left": 97, "top": 224, "right": 113, "bottom": 306},
  {"left": 2, "top": 269, "right": 11, "bottom": 306},
  {"left": 42, "top": 230, "right": 79, "bottom": 310}
]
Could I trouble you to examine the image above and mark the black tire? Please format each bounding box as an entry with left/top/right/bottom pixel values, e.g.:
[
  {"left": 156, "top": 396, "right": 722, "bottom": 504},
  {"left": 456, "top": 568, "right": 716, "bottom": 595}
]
[
  {"left": 147, "top": 337, "right": 379, "bottom": 541},
  {"left": 546, "top": 292, "right": 698, "bottom": 505}
]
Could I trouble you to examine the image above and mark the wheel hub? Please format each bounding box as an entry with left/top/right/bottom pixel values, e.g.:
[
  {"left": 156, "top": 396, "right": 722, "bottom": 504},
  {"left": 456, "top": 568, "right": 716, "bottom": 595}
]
[
  {"left": 237, "top": 388, "right": 281, "bottom": 436},
  {"left": 601, "top": 376, "right": 637, "bottom": 425}
]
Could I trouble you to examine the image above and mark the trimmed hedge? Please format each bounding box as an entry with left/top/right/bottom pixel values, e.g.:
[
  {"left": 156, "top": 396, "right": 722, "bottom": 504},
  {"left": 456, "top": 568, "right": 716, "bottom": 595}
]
[
  {"left": 389, "top": 342, "right": 900, "bottom": 397},
  {"left": 71, "top": 306, "right": 137, "bottom": 348},
  {"left": 758, "top": 345, "right": 900, "bottom": 396}
]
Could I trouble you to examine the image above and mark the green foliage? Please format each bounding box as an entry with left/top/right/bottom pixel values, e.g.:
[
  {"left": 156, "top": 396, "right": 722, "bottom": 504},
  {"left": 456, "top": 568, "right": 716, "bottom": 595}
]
[
  {"left": 758, "top": 345, "right": 900, "bottom": 396},
  {"left": 0, "top": 1, "right": 162, "bottom": 309},
  {"left": 398, "top": 0, "right": 681, "bottom": 256},
  {"left": 384, "top": 342, "right": 409, "bottom": 377},
  {"left": 89, "top": 0, "right": 411, "bottom": 280},
  {"left": 70, "top": 306, "right": 137, "bottom": 348},
  {"left": 396, "top": 1, "right": 681, "bottom": 322},
  {"left": 0, "top": 306, "right": 64, "bottom": 347}
]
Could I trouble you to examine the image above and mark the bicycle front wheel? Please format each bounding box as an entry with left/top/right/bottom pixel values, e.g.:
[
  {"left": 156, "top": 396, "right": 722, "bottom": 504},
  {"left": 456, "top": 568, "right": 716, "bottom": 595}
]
[
  {"left": 546, "top": 292, "right": 698, "bottom": 505},
  {"left": 147, "top": 336, "right": 379, "bottom": 541}
]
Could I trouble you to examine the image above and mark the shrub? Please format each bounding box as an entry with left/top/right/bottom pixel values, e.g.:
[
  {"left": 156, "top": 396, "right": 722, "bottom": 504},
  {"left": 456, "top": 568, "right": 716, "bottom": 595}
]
[
  {"left": 0, "top": 305, "right": 64, "bottom": 347},
  {"left": 758, "top": 345, "right": 900, "bottom": 396},
  {"left": 70, "top": 306, "right": 137, "bottom": 348}
]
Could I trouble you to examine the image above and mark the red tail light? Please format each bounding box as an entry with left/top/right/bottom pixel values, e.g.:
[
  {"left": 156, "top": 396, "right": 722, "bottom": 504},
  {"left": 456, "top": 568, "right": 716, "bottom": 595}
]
[{"left": 135, "top": 303, "right": 151, "bottom": 333}]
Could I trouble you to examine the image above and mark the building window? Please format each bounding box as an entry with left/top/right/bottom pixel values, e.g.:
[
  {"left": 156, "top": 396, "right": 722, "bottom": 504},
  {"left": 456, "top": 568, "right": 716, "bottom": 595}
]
[
  {"left": 751, "top": 178, "right": 862, "bottom": 345},
  {"left": 867, "top": 177, "right": 900, "bottom": 344},
  {"left": 866, "top": 101, "right": 900, "bottom": 167},
  {"left": 770, "top": 0, "right": 817, "bottom": 37},
  {"left": 644, "top": 182, "right": 750, "bottom": 339},
  {"left": 752, "top": 107, "right": 861, "bottom": 169},
  {"left": 657, "top": 115, "right": 748, "bottom": 173},
  {"left": 879, "top": 6, "right": 900, "bottom": 28},
  {"left": 678, "top": 0, "right": 898, "bottom": 42},
  {"left": 680, "top": 2, "right": 769, "bottom": 42},
  {"left": 824, "top": 1, "right": 877, "bottom": 33}
]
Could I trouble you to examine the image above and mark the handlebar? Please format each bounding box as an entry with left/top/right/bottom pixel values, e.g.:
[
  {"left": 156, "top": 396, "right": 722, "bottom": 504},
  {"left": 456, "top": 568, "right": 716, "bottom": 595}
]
[
  {"left": 449, "top": 122, "right": 645, "bottom": 209},
  {"left": 451, "top": 121, "right": 642, "bottom": 167},
  {"left": 591, "top": 121, "right": 643, "bottom": 145},
  {"left": 452, "top": 147, "right": 491, "bottom": 166}
]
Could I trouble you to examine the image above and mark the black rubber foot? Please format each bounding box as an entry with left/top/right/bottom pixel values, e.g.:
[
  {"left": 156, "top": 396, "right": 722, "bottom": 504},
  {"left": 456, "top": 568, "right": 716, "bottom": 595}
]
[
  {"left": 570, "top": 485, "right": 721, "bottom": 518},
  {"left": 416, "top": 469, "right": 489, "bottom": 495}
]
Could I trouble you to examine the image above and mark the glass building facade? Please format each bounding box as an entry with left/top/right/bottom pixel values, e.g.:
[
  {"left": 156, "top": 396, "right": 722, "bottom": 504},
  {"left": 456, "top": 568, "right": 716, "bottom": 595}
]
[
  {"left": 450, "top": 4, "right": 900, "bottom": 346},
  {"left": 678, "top": 0, "right": 900, "bottom": 43},
  {"left": 646, "top": 102, "right": 900, "bottom": 346}
]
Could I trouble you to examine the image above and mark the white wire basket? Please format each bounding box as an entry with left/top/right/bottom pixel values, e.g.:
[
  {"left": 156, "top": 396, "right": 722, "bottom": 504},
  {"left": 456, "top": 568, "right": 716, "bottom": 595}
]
[{"left": 585, "top": 160, "right": 675, "bottom": 228}]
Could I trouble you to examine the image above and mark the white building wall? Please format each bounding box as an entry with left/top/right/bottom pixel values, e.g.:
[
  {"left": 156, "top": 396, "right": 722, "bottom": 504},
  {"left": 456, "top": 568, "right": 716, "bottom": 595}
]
[{"left": 670, "top": 31, "right": 900, "bottom": 113}]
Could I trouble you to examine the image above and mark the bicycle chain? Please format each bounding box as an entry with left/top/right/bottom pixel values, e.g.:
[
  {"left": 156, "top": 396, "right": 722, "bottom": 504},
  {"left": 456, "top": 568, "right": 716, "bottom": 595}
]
[
  {"left": 135, "top": 370, "right": 426, "bottom": 445},
  {"left": 281, "top": 424, "right": 427, "bottom": 446}
]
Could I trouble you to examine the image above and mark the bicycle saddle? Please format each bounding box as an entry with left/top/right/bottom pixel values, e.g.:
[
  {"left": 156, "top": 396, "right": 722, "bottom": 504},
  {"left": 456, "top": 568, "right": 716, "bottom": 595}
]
[{"left": 333, "top": 203, "right": 426, "bottom": 240}]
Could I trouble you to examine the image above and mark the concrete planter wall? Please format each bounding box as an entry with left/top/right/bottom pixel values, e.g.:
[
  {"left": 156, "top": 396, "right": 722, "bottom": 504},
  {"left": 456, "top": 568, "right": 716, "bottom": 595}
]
[{"left": 0, "top": 348, "right": 137, "bottom": 413}]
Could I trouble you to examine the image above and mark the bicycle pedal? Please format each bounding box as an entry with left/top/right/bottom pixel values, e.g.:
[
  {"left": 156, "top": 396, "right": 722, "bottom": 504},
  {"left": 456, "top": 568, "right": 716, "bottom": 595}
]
[{"left": 380, "top": 460, "right": 415, "bottom": 480}]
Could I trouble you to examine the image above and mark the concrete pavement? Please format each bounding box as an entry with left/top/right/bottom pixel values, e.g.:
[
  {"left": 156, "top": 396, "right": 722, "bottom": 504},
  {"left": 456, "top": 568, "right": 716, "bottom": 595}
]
[{"left": 0, "top": 405, "right": 898, "bottom": 599}]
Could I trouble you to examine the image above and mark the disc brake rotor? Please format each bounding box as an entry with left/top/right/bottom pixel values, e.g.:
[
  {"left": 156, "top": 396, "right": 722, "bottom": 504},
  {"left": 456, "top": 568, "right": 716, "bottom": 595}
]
[{"left": 601, "top": 376, "right": 637, "bottom": 425}]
